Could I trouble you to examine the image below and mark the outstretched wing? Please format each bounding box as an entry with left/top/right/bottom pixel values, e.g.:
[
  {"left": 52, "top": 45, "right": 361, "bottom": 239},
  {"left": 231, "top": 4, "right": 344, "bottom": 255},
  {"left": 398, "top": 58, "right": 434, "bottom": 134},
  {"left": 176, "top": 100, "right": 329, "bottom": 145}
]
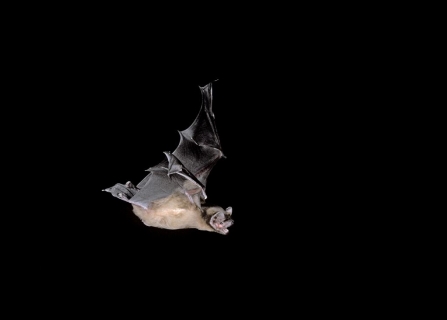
[
  {"left": 103, "top": 81, "right": 224, "bottom": 210},
  {"left": 172, "top": 82, "right": 224, "bottom": 187}
]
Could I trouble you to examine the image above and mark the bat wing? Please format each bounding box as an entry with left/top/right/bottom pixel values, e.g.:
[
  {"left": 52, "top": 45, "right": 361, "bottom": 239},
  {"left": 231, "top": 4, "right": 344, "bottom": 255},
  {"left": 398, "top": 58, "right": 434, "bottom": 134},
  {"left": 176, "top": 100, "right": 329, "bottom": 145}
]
[
  {"left": 172, "top": 82, "right": 224, "bottom": 187},
  {"left": 104, "top": 82, "right": 223, "bottom": 210}
]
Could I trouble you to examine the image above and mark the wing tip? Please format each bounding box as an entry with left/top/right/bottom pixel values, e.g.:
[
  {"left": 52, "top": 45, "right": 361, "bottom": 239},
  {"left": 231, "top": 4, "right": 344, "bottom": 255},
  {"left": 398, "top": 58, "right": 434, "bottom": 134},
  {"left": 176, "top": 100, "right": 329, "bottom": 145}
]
[{"left": 198, "top": 79, "right": 219, "bottom": 90}]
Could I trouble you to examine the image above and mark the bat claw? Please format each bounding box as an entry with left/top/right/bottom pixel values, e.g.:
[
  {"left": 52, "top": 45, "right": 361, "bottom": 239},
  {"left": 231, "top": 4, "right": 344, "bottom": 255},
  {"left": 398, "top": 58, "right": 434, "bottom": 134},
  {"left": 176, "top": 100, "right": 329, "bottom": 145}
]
[
  {"left": 103, "top": 182, "right": 138, "bottom": 202},
  {"left": 125, "top": 181, "right": 136, "bottom": 189},
  {"left": 117, "top": 192, "right": 127, "bottom": 199}
]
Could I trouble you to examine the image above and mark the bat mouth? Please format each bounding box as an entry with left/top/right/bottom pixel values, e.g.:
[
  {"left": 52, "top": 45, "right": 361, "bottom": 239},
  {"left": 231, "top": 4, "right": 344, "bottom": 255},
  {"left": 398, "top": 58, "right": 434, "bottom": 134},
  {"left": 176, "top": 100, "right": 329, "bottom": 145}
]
[{"left": 209, "top": 211, "right": 234, "bottom": 235}]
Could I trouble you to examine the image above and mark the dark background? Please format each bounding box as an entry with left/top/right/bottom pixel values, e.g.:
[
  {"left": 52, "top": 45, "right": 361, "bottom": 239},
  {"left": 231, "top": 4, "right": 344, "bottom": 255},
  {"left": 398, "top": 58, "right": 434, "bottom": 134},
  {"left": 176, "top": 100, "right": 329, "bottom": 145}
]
[
  {"left": 10, "top": 28, "right": 376, "bottom": 303},
  {"left": 52, "top": 65, "right": 356, "bottom": 270},
  {"left": 3, "top": 8, "right": 401, "bottom": 315},
  {"left": 33, "top": 62, "right": 341, "bottom": 258}
]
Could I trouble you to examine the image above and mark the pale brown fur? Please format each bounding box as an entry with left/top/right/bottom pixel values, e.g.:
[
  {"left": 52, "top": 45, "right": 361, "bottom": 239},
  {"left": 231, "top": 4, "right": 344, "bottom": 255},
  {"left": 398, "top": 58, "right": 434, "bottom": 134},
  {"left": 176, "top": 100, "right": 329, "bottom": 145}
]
[{"left": 132, "top": 191, "right": 214, "bottom": 232}]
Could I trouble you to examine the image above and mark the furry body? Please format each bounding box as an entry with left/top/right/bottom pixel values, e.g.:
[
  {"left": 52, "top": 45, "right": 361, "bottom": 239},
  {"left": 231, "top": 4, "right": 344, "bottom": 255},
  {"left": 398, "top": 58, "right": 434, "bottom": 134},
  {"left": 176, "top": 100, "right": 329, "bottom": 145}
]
[{"left": 132, "top": 190, "right": 214, "bottom": 232}]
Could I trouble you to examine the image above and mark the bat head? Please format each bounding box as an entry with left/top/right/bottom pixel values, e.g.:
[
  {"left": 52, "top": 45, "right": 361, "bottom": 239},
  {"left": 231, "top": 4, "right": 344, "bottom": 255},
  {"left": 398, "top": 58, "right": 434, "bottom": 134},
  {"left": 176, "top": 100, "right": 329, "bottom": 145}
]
[{"left": 205, "top": 206, "right": 234, "bottom": 235}]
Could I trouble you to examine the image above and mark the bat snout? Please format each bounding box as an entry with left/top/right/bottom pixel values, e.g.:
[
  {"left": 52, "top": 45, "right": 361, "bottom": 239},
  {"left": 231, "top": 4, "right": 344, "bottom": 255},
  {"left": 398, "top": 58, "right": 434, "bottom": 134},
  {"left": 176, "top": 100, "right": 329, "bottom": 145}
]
[{"left": 209, "top": 210, "right": 234, "bottom": 235}]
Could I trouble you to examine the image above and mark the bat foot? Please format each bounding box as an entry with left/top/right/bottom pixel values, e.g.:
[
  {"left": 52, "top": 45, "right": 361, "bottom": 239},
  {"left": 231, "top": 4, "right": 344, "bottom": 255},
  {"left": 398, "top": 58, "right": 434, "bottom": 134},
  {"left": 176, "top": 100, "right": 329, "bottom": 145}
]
[
  {"left": 103, "top": 181, "right": 138, "bottom": 202},
  {"left": 209, "top": 210, "right": 233, "bottom": 235},
  {"left": 125, "top": 181, "right": 136, "bottom": 189},
  {"left": 117, "top": 192, "right": 128, "bottom": 200}
]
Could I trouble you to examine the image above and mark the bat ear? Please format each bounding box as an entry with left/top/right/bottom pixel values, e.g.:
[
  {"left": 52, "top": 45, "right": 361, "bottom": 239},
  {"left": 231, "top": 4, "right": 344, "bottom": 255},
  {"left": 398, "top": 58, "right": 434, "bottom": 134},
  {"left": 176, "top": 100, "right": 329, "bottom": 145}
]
[{"left": 225, "top": 206, "right": 232, "bottom": 216}]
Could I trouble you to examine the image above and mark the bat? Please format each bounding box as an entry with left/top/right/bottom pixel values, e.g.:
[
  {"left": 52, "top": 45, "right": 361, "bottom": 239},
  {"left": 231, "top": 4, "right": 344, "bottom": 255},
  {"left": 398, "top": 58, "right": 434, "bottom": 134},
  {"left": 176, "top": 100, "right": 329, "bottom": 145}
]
[{"left": 103, "top": 81, "right": 233, "bottom": 235}]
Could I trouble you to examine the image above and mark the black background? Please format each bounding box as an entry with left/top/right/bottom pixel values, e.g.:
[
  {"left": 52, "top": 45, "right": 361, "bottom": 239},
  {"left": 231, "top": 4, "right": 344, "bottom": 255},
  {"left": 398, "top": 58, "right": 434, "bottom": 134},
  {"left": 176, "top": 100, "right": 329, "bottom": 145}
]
[
  {"left": 3, "top": 4, "right": 418, "bottom": 314},
  {"left": 1, "top": 6, "right": 405, "bottom": 315},
  {"left": 9, "top": 27, "right": 377, "bottom": 308},
  {"left": 51, "top": 65, "right": 355, "bottom": 272}
]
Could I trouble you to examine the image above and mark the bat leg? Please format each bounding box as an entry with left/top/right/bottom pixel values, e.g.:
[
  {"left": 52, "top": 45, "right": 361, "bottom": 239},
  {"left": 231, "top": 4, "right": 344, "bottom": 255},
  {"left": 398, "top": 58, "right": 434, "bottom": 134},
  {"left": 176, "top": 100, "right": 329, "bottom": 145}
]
[
  {"left": 125, "top": 181, "right": 136, "bottom": 189},
  {"left": 103, "top": 181, "right": 138, "bottom": 202},
  {"left": 208, "top": 209, "right": 234, "bottom": 235}
]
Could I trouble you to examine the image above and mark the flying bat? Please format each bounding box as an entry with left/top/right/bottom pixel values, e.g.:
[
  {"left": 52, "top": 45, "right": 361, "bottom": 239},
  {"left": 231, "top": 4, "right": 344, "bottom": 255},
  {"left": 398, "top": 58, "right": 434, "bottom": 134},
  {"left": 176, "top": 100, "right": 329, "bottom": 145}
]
[{"left": 103, "top": 81, "right": 233, "bottom": 235}]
